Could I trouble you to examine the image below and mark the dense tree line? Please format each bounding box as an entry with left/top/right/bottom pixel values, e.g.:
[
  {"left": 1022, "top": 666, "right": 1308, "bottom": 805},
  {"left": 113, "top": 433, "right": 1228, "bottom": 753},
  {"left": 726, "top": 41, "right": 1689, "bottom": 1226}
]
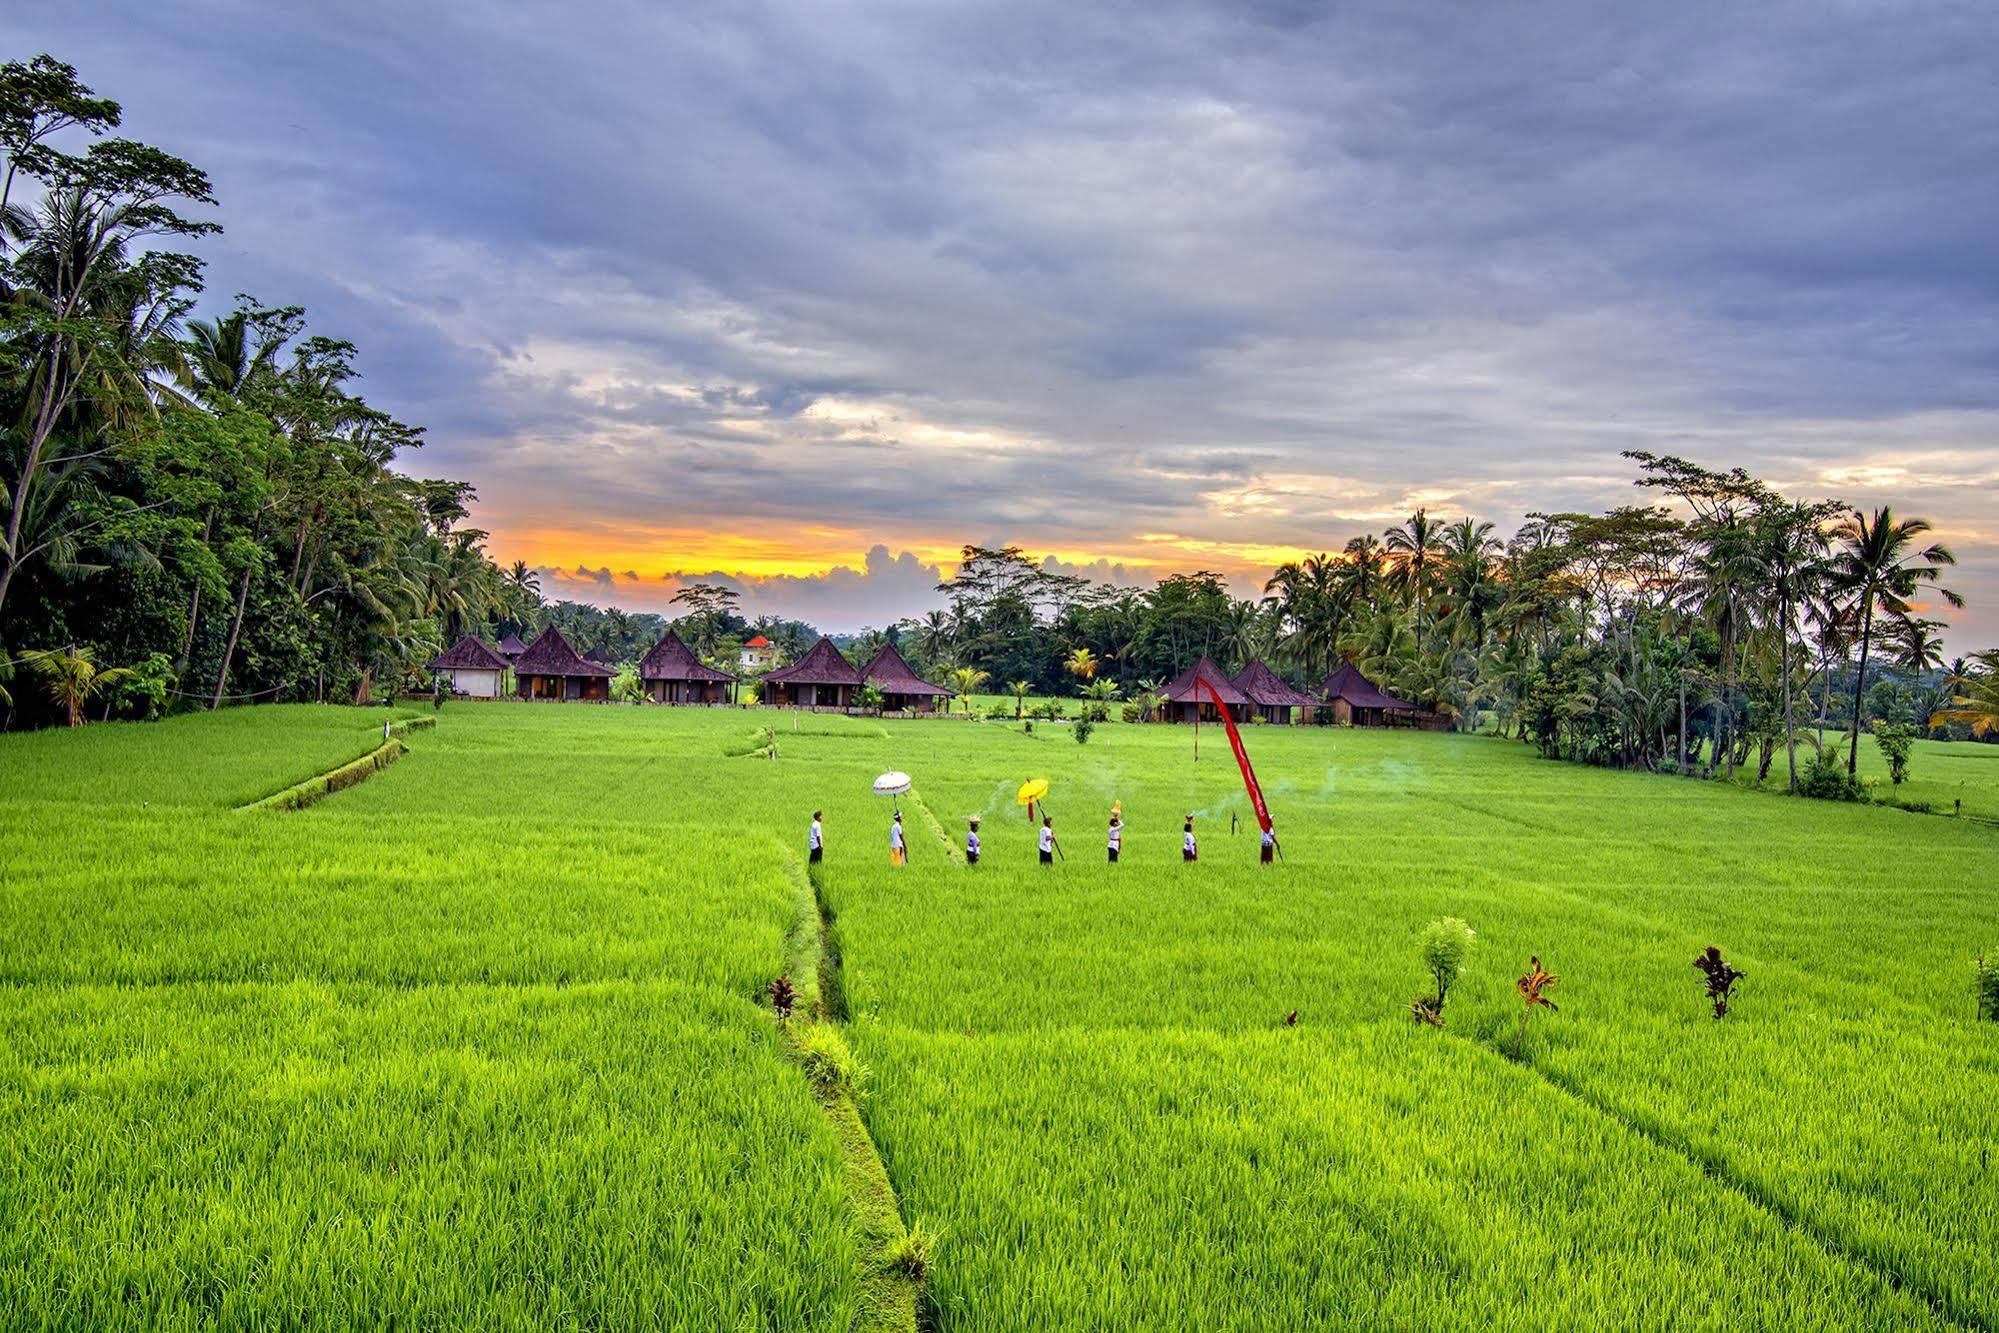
[
  {"left": 0, "top": 55, "right": 551, "bottom": 725},
  {"left": 870, "top": 456, "right": 1996, "bottom": 793}
]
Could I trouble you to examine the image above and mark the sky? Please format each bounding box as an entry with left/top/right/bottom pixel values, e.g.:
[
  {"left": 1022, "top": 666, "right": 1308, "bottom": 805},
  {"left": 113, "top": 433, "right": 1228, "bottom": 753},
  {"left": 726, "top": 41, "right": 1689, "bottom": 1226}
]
[{"left": 11, "top": 2, "right": 1998, "bottom": 641}]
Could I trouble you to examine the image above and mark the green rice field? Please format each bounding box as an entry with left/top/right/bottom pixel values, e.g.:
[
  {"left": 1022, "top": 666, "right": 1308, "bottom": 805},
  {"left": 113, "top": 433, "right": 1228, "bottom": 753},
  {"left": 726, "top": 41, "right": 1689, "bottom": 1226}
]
[{"left": 2, "top": 703, "right": 1995, "bottom": 1329}]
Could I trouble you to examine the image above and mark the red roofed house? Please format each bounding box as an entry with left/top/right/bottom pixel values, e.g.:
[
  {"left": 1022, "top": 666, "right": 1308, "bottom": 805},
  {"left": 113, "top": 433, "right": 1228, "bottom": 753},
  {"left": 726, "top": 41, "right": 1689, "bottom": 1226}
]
[
  {"left": 762, "top": 636, "right": 863, "bottom": 709},
  {"left": 1231, "top": 659, "right": 1320, "bottom": 724},
  {"left": 858, "top": 642, "right": 954, "bottom": 715},
  {"left": 514, "top": 626, "right": 614, "bottom": 700},
  {"left": 427, "top": 635, "right": 508, "bottom": 698},
  {"left": 1319, "top": 662, "right": 1431, "bottom": 727},
  {"left": 639, "top": 628, "right": 736, "bottom": 704},
  {"left": 739, "top": 634, "right": 774, "bottom": 671},
  {"left": 1160, "top": 657, "right": 1250, "bottom": 723}
]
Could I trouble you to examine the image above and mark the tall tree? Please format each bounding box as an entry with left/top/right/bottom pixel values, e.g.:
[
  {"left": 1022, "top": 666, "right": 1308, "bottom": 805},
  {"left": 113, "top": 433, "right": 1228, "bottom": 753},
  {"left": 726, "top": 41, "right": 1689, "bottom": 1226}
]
[{"left": 1826, "top": 506, "right": 1961, "bottom": 773}]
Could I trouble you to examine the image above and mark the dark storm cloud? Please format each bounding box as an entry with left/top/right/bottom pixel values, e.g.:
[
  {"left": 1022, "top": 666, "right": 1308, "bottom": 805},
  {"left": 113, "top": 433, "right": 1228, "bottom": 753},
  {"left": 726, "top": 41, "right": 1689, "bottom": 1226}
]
[{"left": 7, "top": 1, "right": 1996, "bottom": 636}]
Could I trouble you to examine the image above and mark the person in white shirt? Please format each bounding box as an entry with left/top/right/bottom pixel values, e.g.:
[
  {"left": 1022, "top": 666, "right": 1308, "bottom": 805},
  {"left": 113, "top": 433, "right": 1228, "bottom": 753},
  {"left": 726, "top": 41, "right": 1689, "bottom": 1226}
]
[
  {"left": 1038, "top": 817, "right": 1059, "bottom": 864},
  {"left": 809, "top": 812, "right": 824, "bottom": 864},
  {"left": 966, "top": 817, "right": 981, "bottom": 865},
  {"left": 1183, "top": 816, "right": 1198, "bottom": 862},
  {"left": 1260, "top": 824, "right": 1276, "bottom": 864},
  {"left": 1107, "top": 814, "right": 1123, "bottom": 863},
  {"left": 889, "top": 811, "right": 906, "bottom": 867}
]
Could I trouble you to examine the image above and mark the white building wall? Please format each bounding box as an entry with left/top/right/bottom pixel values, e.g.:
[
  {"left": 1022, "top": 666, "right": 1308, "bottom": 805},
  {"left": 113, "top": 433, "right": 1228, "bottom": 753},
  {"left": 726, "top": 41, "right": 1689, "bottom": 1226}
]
[{"left": 444, "top": 667, "right": 502, "bottom": 698}]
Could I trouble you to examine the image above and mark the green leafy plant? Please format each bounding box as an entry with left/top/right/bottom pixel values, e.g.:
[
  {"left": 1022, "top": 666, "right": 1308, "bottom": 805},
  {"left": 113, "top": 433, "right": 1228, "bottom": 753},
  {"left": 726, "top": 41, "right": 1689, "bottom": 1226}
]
[
  {"left": 1412, "top": 916, "right": 1475, "bottom": 1026},
  {"left": 1073, "top": 717, "right": 1095, "bottom": 745},
  {"left": 1872, "top": 722, "right": 1913, "bottom": 785},
  {"left": 885, "top": 1219, "right": 941, "bottom": 1286},
  {"left": 1692, "top": 946, "right": 1744, "bottom": 1020},
  {"left": 856, "top": 678, "right": 885, "bottom": 712},
  {"left": 25, "top": 646, "right": 135, "bottom": 727},
  {"left": 1799, "top": 750, "right": 1863, "bottom": 801},
  {"left": 793, "top": 1024, "right": 869, "bottom": 1099},
  {"left": 1977, "top": 953, "right": 1999, "bottom": 1023}
]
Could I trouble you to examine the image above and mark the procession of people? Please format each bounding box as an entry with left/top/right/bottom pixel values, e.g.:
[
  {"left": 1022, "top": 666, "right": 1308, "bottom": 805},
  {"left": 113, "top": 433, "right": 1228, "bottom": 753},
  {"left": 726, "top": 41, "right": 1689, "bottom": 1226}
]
[{"left": 812, "top": 797, "right": 1278, "bottom": 868}]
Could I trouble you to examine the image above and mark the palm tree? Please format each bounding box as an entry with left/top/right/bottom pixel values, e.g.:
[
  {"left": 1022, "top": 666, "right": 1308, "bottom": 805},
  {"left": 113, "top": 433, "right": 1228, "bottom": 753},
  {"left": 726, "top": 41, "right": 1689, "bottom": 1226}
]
[
  {"left": 1826, "top": 507, "right": 1961, "bottom": 773},
  {"left": 914, "top": 610, "right": 953, "bottom": 667},
  {"left": 26, "top": 645, "right": 134, "bottom": 726},
  {"left": 1929, "top": 651, "right": 1999, "bottom": 738},
  {"left": 1007, "top": 679, "right": 1031, "bottom": 719},
  {"left": 949, "top": 665, "right": 989, "bottom": 714},
  {"left": 1384, "top": 509, "right": 1445, "bottom": 632},
  {"left": 1064, "top": 646, "right": 1098, "bottom": 685},
  {"left": 1340, "top": 534, "right": 1387, "bottom": 610}
]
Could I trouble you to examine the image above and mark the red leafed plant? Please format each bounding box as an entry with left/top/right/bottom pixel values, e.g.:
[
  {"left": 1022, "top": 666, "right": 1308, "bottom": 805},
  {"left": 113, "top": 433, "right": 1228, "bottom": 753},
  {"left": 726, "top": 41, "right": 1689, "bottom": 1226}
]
[
  {"left": 1513, "top": 956, "right": 1560, "bottom": 1055},
  {"left": 1692, "top": 946, "right": 1744, "bottom": 1020},
  {"left": 768, "top": 973, "right": 797, "bottom": 1021}
]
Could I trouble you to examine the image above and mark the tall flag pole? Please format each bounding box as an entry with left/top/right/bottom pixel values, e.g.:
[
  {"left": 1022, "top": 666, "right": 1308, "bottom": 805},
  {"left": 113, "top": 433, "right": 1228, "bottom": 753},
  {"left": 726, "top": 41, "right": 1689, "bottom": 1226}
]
[{"left": 1197, "top": 676, "right": 1273, "bottom": 835}]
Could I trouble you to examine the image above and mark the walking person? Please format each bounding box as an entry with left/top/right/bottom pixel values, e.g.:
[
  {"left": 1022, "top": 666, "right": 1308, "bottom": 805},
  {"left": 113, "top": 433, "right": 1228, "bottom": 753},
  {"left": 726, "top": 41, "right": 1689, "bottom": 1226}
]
[
  {"left": 1039, "top": 816, "right": 1060, "bottom": 865},
  {"left": 809, "top": 811, "right": 824, "bottom": 864},
  {"left": 1183, "top": 816, "right": 1198, "bottom": 862},
  {"left": 966, "top": 816, "right": 981, "bottom": 865},
  {"left": 1260, "top": 823, "right": 1276, "bottom": 865},
  {"left": 1107, "top": 811, "right": 1123, "bottom": 863},
  {"left": 889, "top": 811, "right": 906, "bottom": 867}
]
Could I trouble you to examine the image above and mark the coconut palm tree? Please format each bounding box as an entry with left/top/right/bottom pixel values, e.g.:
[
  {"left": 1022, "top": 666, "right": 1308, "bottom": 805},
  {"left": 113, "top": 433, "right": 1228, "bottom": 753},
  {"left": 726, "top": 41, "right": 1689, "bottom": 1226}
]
[
  {"left": 949, "top": 665, "right": 989, "bottom": 714},
  {"left": 1064, "top": 646, "right": 1098, "bottom": 685},
  {"left": 1929, "top": 651, "right": 1999, "bottom": 738},
  {"left": 1384, "top": 509, "right": 1445, "bottom": 631},
  {"left": 1826, "top": 507, "right": 1961, "bottom": 773},
  {"left": 26, "top": 645, "right": 134, "bottom": 726},
  {"left": 1007, "top": 679, "right": 1031, "bottom": 719}
]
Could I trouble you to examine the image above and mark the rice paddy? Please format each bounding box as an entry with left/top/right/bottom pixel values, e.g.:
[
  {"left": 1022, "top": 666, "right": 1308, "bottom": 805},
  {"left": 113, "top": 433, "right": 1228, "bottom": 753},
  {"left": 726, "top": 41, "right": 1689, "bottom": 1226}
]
[{"left": 2, "top": 704, "right": 1994, "bottom": 1329}]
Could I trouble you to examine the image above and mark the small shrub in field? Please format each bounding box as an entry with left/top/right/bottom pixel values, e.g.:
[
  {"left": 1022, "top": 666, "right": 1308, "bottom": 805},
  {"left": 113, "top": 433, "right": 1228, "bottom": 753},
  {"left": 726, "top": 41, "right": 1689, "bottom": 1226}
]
[
  {"left": 1412, "top": 916, "right": 1475, "bottom": 1027},
  {"left": 794, "top": 1024, "right": 869, "bottom": 1099},
  {"left": 1512, "top": 956, "right": 1560, "bottom": 1055},
  {"left": 1977, "top": 954, "right": 1999, "bottom": 1023},
  {"left": 984, "top": 700, "right": 1013, "bottom": 720},
  {"left": 1799, "top": 750, "right": 1863, "bottom": 801},
  {"left": 1873, "top": 723, "right": 1913, "bottom": 785},
  {"left": 1073, "top": 717, "right": 1095, "bottom": 745},
  {"left": 1030, "top": 698, "right": 1064, "bottom": 721},
  {"left": 886, "top": 1219, "right": 940, "bottom": 1286},
  {"left": 768, "top": 974, "right": 796, "bottom": 1020},
  {"left": 1121, "top": 700, "right": 1146, "bottom": 723},
  {"left": 1692, "top": 946, "right": 1744, "bottom": 1020}
]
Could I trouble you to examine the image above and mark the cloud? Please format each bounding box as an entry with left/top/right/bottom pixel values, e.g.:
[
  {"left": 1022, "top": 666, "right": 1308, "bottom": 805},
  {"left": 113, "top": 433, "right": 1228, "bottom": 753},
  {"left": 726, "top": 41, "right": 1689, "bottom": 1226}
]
[
  {"left": 11, "top": 0, "right": 1996, "bottom": 642},
  {"left": 534, "top": 545, "right": 946, "bottom": 632}
]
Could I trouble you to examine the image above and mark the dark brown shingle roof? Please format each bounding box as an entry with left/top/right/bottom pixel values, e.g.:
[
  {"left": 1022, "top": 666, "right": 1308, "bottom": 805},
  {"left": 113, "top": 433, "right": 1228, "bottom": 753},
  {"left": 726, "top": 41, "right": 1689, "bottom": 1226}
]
[
  {"left": 514, "top": 626, "right": 615, "bottom": 678},
  {"left": 859, "top": 643, "right": 952, "bottom": 696},
  {"left": 1319, "top": 663, "right": 1416, "bottom": 711},
  {"left": 428, "top": 635, "right": 507, "bottom": 671},
  {"left": 763, "top": 636, "right": 864, "bottom": 686},
  {"left": 1162, "top": 657, "right": 1249, "bottom": 705},
  {"left": 1231, "top": 659, "right": 1320, "bottom": 708},
  {"left": 640, "top": 628, "right": 736, "bottom": 682},
  {"left": 496, "top": 632, "right": 529, "bottom": 658}
]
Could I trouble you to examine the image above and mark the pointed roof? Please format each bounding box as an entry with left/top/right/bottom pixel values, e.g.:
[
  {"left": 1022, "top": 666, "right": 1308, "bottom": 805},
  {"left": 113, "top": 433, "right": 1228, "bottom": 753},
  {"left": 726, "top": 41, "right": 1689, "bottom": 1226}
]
[
  {"left": 1231, "top": 659, "right": 1320, "bottom": 708},
  {"left": 1161, "top": 656, "right": 1249, "bottom": 705},
  {"left": 428, "top": 635, "right": 507, "bottom": 672},
  {"left": 495, "top": 632, "right": 528, "bottom": 658},
  {"left": 745, "top": 635, "right": 771, "bottom": 648},
  {"left": 640, "top": 627, "right": 736, "bottom": 682},
  {"left": 859, "top": 642, "right": 952, "bottom": 696},
  {"left": 1319, "top": 662, "right": 1416, "bottom": 711},
  {"left": 513, "top": 626, "right": 614, "bottom": 678},
  {"left": 763, "top": 636, "right": 864, "bottom": 686},
  {"left": 583, "top": 646, "right": 618, "bottom": 667}
]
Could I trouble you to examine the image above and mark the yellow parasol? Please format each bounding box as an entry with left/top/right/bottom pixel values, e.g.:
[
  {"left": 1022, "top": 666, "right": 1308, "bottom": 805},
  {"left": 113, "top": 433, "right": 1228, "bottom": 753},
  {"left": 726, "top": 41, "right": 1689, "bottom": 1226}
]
[{"left": 1017, "top": 777, "right": 1050, "bottom": 823}]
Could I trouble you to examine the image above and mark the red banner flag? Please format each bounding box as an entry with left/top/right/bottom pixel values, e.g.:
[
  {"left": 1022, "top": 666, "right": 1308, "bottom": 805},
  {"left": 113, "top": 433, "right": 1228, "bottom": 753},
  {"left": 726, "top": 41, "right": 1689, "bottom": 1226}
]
[{"left": 1197, "top": 677, "right": 1273, "bottom": 834}]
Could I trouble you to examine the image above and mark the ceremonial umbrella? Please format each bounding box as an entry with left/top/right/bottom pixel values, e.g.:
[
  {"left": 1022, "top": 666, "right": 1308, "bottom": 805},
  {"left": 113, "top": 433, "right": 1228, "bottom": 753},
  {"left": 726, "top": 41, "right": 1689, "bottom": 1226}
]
[
  {"left": 874, "top": 771, "right": 912, "bottom": 811},
  {"left": 1017, "top": 777, "right": 1049, "bottom": 822}
]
